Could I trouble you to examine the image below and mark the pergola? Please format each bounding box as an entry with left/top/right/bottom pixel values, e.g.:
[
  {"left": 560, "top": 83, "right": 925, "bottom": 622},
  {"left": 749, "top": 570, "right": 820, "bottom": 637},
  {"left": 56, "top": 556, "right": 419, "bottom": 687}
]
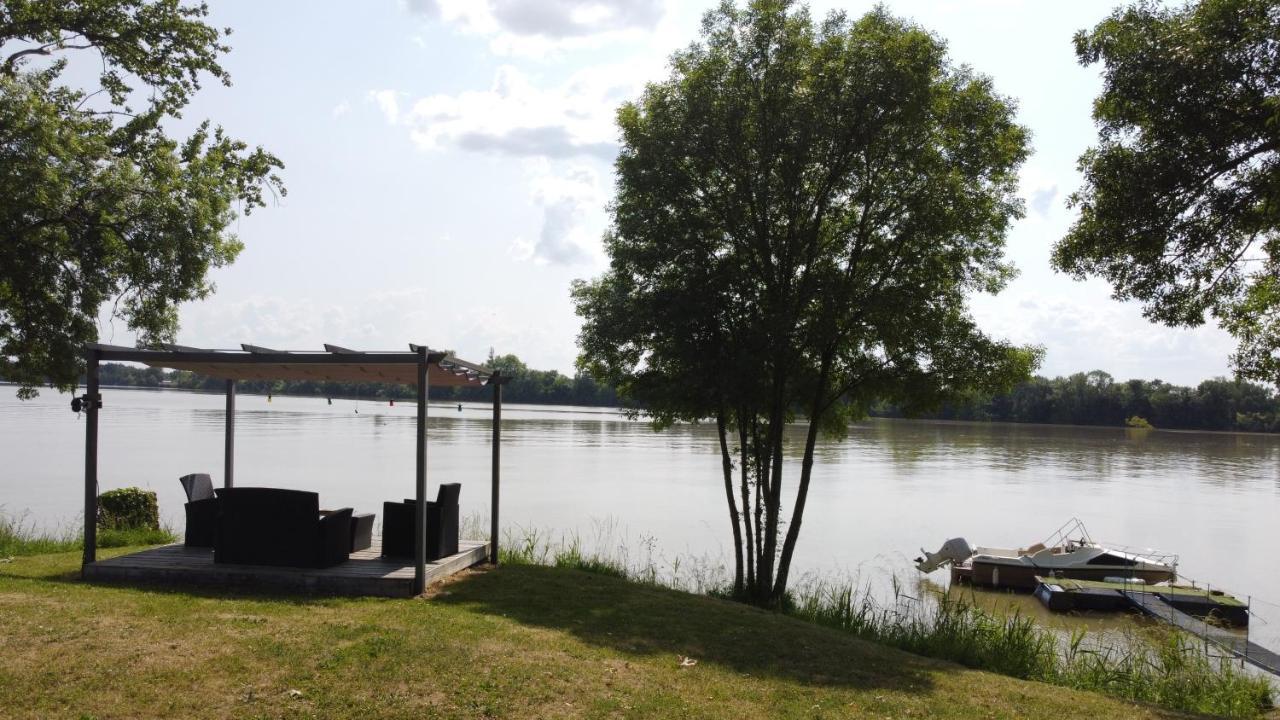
[{"left": 79, "top": 342, "right": 509, "bottom": 594}]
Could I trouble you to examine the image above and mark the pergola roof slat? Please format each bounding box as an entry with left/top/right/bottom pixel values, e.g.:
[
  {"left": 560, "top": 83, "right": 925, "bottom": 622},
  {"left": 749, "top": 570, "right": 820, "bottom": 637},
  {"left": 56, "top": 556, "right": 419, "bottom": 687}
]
[{"left": 86, "top": 342, "right": 492, "bottom": 387}]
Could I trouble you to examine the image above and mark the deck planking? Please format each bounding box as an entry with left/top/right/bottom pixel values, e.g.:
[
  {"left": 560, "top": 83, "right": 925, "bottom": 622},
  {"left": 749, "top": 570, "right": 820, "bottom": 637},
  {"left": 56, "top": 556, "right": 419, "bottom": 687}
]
[{"left": 82, "top": 539, "right": 489, "bottom": 597}]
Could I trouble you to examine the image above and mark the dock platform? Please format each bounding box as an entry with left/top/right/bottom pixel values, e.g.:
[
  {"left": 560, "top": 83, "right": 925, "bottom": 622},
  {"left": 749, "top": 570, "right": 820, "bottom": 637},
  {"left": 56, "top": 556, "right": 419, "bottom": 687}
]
[
  {"left": 1122, "top": 591, "right": 1280, "bottom": 676},
  {"left": 1033, "top": 575, "right": 1280, "bottom": 676},
  {"left": 83, "top": 539, "right": 490, "bottom": 598}
]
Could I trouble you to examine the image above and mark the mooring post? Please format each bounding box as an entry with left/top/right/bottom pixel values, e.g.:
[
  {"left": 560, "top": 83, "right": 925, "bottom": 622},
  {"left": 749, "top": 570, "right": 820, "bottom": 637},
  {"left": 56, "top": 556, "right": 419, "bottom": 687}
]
[
  {"left": 490, "top": 376, "right": 502, "bottom": 565},
  {"left": 413, "top": 346, "right": 430, "bottom": 595},
  {"left": 224, "top": 379, "right": 236, "bottom": 488},
  {"left": 82, "top": 347, "right": 101, "bottom": 568}
]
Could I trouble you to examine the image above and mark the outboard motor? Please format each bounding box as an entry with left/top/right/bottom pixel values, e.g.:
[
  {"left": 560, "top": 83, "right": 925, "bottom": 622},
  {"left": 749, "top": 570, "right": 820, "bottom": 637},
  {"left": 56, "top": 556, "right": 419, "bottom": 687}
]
[{"left": 914, "top": 537, "right": 974, "bottom": 574}]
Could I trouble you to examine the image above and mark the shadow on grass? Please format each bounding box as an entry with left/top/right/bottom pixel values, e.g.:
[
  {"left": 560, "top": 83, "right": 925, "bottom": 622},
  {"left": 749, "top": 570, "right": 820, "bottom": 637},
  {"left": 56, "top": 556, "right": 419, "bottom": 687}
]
[{"left": 436, "top": 562, "right": 948, "bottom": 693}]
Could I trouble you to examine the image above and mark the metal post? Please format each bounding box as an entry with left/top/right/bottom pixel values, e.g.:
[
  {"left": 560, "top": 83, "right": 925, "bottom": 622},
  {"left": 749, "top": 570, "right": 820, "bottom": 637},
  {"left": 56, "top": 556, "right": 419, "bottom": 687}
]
[
  {"left": 413, "top": 347, "right": 429, "bottom": 594},
  {"left": 224, "top": 379, "right": 236, "bottom": 488},
  {"left": 490, "top": 377, "right": 502, "bottom": 565},
  {"left": 82, "top": 348, "right": 101, "bottom": 567}
]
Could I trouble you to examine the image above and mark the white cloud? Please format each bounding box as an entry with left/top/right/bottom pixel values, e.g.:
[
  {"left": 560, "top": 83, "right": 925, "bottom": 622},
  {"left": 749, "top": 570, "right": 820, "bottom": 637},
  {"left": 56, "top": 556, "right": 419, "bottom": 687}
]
[
  {"left": 393, "top": 64, "right": 637, "bottom": 160},
  {"left": 404, "top": 0, "right": 667, "bottom": 57},
  {"left": 373, "top": 65, "right": 638, "bottom": 271},
  {"left": 331, "top": 99, "right": 351, "bottom": 118},
  {"left": 1017, "top": 165, "right": 1063, "bottom": 221},
  {"left": 490, "top": 0, "right": 663, "bottom": 37},
  {"left": 1029, "top": 184, "right": 1058, "bottom": 219},
  {"left": 367, "top": 89, "right": 402, "bottom": 125},
  {"left": 401, "top": 0, "right": 441, "bottom": 19},
  {"left": 512, "top": 164, "right": 605, "bottom": 266},
  {"left": 173, "top": 291, "right": 578, "bottom": 372},
  {"left": 970, "top": 291, "right": 1236, "bottom": 384}
]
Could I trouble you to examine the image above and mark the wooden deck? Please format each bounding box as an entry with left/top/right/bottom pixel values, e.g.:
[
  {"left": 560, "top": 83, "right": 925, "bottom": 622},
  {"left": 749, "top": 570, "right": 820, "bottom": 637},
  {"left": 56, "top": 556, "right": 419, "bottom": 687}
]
[{"left": 82, "top": 539, "right": 490, "bottom": 598}]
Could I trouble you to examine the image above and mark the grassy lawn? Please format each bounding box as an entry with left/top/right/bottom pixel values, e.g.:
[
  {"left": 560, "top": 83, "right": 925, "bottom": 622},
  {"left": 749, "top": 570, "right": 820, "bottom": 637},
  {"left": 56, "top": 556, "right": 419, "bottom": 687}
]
[{"left": 0, "top": 548, "right": 1254, "bottom": 719}]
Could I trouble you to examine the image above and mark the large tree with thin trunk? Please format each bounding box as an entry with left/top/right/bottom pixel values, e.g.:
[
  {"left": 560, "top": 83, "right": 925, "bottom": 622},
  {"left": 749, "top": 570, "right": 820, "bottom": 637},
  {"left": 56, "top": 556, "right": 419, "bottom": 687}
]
[
  {"left": 1054, "top": 0, "right": 1280, "bottom": 385},
  {"left": 573, "top": 0, "right": 1040, "bottom": 606},
  {"left": 1, "top": 0, "right": 284, "bottom": 397}
]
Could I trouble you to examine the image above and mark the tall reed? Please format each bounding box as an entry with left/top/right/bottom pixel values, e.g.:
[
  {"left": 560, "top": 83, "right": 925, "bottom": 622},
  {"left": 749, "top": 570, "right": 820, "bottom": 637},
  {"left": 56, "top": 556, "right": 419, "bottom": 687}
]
[
  {"left": 0, "top": 510, "right": 177, "bottom": 558},
  {"left": 789, "top": 576, "right": 1273, "bottom": 718}
]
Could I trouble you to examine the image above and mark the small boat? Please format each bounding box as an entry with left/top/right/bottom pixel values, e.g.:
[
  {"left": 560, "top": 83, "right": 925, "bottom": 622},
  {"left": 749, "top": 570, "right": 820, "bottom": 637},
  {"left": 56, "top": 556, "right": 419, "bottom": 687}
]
[{"left": 914, "top": 518, "right": 1178, "bottom": 591}]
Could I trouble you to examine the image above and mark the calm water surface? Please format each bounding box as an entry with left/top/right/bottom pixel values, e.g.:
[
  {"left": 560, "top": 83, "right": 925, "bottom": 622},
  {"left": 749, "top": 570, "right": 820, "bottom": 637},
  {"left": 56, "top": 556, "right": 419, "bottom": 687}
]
[{"left": 3, "top": 386, "right": 1279, "bottom": 647}]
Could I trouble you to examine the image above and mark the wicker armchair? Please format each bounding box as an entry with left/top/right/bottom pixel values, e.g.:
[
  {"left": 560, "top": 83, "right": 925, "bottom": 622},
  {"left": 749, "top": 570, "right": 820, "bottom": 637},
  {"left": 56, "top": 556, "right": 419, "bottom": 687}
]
[
  {"left": 381, "top": 483, "right": 461, "bottom": 561},
  {"left": 179, "top": 473, "right": 219, "bottom": 548}
]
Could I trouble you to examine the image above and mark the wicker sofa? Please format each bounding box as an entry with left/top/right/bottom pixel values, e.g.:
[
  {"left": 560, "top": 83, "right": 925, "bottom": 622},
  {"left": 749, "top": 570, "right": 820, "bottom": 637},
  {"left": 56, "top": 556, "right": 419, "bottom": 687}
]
[{"left": 213, "top": 487, "right": 352, "bottom": 568}]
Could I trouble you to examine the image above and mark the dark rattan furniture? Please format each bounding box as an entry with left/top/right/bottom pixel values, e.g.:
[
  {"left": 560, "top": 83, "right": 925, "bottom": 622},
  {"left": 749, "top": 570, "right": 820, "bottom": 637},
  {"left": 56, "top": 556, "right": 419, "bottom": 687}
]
[
  {"left": 381, "top": 483, "right": 461, "bottom": 561},
  {"left": 351, "top": 512, "right": 374, "bottom": 552},
  {"left": 179, "top": 473, "right": 219, "bottom": 547},
  {"left": 320, "top": 510, "right": 375, "bottom": 552},
  {"left": 214, "top": 487, "right": 352, "bottom": 568}
]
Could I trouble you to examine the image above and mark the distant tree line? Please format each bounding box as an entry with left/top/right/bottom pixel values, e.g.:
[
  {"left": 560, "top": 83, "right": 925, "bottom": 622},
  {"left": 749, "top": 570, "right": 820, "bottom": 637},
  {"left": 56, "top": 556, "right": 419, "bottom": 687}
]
[
  {"left": 872, "top": 371, "right": 1280, "bottom": 433},
  {"left": 93, "top": 353, "right": 619, "bottom": 408},
  {"left": 86, "top": 361, "right": 1278, "bottom": 433}
]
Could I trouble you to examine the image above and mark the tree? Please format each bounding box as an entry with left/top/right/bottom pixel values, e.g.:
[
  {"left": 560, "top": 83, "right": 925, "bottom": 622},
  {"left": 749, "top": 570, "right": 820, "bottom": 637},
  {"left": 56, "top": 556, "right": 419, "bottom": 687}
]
[
  {"left": 1054, "top": 0, "right": 1279, "bottom": 385},
  {"left": 1, "top": 0, "right": 284, "bottom": 397},
  {"left": 574, "top": 0, "right": 1038, "bottom": 606}
]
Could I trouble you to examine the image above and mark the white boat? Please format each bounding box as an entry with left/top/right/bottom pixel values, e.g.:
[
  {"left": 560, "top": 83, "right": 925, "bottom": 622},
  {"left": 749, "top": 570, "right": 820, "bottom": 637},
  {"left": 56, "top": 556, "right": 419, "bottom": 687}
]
[{"left": 914, "top": 518, "right": 1178, "bottom": 590}]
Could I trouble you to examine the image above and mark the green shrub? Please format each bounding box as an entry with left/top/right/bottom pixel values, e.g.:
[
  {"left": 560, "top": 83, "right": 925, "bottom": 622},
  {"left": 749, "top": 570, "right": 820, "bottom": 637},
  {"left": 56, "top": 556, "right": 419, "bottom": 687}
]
[
  {"left": 98, "top": 488, "right": 159, "bottom": 531},
  {"left": 1125, "top": 415, "right": 1154, "bottom": 429}
]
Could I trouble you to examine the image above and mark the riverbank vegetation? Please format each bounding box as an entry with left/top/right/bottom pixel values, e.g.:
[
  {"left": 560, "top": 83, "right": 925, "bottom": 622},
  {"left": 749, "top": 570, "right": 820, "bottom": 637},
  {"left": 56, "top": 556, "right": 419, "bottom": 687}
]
[
  {"left": 875, "top": 371, "right": 1280, "bottom": 433},
  {"left": 69, "top": 360, "right": 1280, "bottom": 434},
  {"left": 0, "top": 512, "right": 175, "bottom": 558},
  {"left": 3, "top": 546, "right": 1270, "bottom": 719}
]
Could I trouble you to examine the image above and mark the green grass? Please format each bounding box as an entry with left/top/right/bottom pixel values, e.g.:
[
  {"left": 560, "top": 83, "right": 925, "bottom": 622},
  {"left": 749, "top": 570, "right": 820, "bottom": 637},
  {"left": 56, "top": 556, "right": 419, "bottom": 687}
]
[
  {"left": 0, "top": 511, "right": 176, "bottom": 558},
  {"left": 0, "top": 547, "right": 1249, "bottom": 720},
  {"left": 502, "top": 530, "right": 1275, "bottom": 718},
  {"left": 2, "top": 517, "right": 1272, "bottom": 717}
]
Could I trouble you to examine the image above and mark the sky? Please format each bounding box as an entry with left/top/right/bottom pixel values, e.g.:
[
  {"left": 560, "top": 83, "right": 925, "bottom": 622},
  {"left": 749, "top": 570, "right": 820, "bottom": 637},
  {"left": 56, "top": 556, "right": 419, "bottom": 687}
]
[{"left": 99, "top": 0, "right": 1238, "bottom": 385}]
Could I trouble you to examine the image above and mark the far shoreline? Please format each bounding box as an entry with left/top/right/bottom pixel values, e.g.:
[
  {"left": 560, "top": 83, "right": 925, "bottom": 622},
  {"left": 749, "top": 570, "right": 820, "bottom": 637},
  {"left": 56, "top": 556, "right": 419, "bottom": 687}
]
[{"left": 6, "top": 382, "right": 1278, "bottom": 438}]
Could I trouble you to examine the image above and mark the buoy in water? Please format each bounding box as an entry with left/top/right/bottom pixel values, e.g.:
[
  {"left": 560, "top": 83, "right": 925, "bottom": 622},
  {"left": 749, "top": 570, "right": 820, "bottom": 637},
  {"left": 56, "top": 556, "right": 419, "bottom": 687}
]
[{"left": 457, "top": 403, "right": 462, "bottom": 412}]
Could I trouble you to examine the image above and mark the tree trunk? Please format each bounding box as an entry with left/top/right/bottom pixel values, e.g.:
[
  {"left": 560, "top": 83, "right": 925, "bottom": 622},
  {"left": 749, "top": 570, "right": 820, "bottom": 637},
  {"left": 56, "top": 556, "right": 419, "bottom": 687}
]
[
  {"left": 758, "top": 398, "right": 786, "bottom": 606},
  {"left": 752, "top": 426, "right": 764, "bottom": 594},
  {"left": 773, "top": 349, "right": 834, "bottom": 603},
  {"left": 716, "top": 410, "right": 745, "bottom": 595},
  {"left": 772, "top": 411, "right": 820, "bottom": 603},
  {"left": 737, "top": 410, "right": 755, "bottom": 592}
]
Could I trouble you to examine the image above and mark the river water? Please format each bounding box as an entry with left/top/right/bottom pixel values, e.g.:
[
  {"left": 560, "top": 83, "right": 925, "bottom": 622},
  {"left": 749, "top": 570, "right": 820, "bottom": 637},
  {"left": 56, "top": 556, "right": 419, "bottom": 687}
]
[{"left": 3, "top": 386, "right": 1279, "bottom": 649}]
